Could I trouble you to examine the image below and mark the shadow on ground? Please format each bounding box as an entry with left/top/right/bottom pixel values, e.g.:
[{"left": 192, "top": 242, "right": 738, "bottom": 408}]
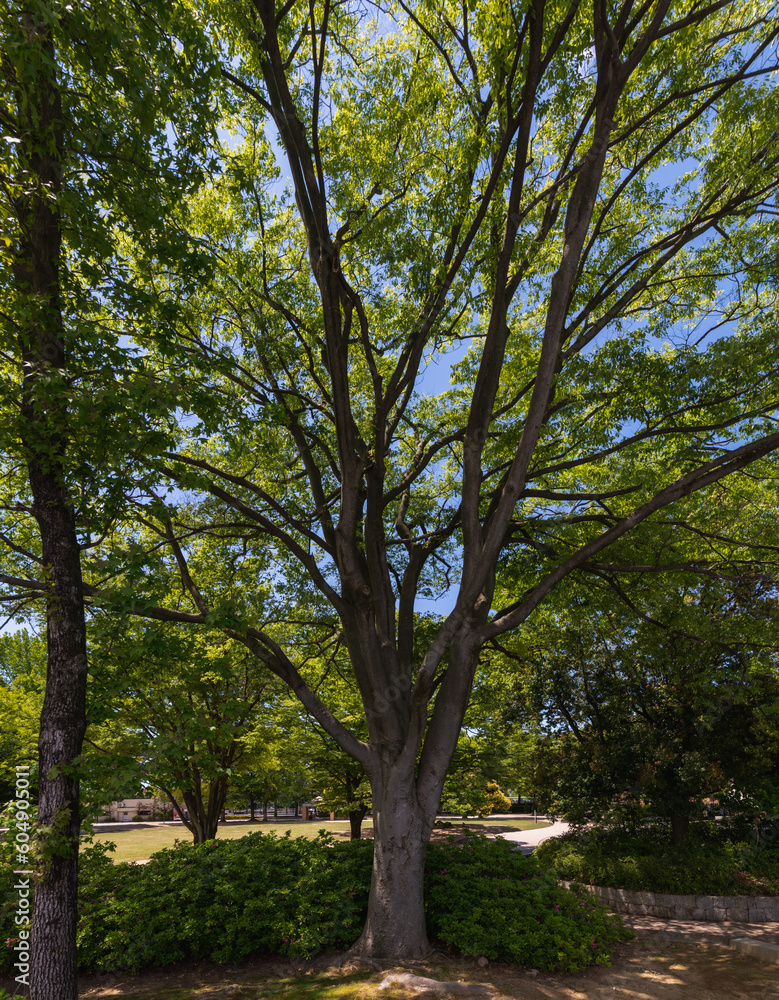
[{"left": 4, "top": 940, "right": 768, "bottom": 1000}]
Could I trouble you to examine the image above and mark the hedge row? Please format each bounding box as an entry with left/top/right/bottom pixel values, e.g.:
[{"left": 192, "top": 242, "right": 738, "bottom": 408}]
[{"left": 2, "top": 831, "right": 633, "bottom": 976}]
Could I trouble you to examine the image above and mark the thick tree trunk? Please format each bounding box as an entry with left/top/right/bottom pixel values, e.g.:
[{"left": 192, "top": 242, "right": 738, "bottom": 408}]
[
  {"left": 249, "top": 798, "right": 256, "bottom": 821},
  {"left": 351, "top": 770, "right": 433, "bottom": 958},
  {"left": 671, "top": 813, "right": 690, "bottom": 846}
]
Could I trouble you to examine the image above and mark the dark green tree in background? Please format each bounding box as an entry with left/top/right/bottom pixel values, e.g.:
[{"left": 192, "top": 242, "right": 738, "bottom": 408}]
[{"left": 517, "top": 577, "right": 779, "bottom": 843}]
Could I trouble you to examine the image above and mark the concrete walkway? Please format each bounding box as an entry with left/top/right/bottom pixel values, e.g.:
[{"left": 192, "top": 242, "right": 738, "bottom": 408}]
[
  {"left": 497, "top": 818, "right": 570, "bottom": 853},
  {"left": 625, "top": 915, "right": 779, "bottom": 946},
  {"left": 626, "top": 915, "right": 779, "bottom": 964}
]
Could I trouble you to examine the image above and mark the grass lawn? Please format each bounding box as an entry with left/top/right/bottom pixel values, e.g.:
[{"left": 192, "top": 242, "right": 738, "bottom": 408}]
[{"left": 87, "top": 817, "right": 550, "bottom": 862}]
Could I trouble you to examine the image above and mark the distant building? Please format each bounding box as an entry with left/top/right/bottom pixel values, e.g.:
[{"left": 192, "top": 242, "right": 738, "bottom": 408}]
[{"left": 102, "top": 796, "right": 166, "bottom": 822}]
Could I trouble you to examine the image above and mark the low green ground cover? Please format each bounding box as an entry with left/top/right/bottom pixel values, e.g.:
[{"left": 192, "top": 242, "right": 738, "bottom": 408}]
[
  {"left": 536, "top": 822, "right": 779, "bottom": 895},
  {"left": 1, "top": 832, "right": 631, "bottom": 978}
]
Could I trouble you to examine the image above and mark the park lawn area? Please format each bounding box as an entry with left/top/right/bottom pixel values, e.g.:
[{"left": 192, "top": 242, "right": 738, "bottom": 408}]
[
  {"left": 87, "top": 822, "right": 361, "bottom": 861},
  {"left": 88, "top": 818, "right": 550, "bottom": 862}
]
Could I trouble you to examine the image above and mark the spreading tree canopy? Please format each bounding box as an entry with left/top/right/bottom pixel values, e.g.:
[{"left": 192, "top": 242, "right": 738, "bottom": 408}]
[{"left": 3, "top": 0, "right": 779, "bottom": 964}]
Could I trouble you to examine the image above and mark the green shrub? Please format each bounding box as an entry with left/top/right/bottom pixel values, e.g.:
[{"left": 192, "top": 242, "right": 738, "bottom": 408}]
[
  {"left": 75, "top": 832, "right": 374, "bottom": 972},
  {"left": 425, "top": 836, "right": 632, "bottom": 971},
  {"left": 536, "top": 823, "right": 779, "bottom": 895},
  {"left": 1, "top": 830, "right": 634, "bottom": 977}
]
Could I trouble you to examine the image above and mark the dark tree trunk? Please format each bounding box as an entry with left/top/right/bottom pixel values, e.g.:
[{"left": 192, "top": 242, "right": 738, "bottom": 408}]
[
  {"left": 262, "top": 798, "right": 269, "bottom": 822},
  {"left": 9, "top": 12, "right": 87, "bottom": 1000},
  {"left": 27, "top": 485, "right": 87, "bottom": 1000},
  {"left": 348, "top": 804, "right": 368, "bottom": 840},
  {"left": 671, "top": 813, "right": 690, "bottom": 846},
  {"left": 249, "top": 798, "right": 256, "bottom": 821},
  {"left": 351, "top": 768, "right": 434, "bottom": 958},
  {"left": 180, "top": 774, "right": 228, "bottom": 843}
]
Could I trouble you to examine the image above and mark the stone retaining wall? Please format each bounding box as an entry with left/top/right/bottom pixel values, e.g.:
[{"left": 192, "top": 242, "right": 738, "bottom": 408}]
[{"left": 559, "top": 881, "right": 779, "bottom": 922}]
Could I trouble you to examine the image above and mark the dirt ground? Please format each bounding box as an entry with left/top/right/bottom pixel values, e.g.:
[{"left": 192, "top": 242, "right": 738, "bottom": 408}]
[{"left": 14, "top": 939, "right": 770, "bottom": 1000}]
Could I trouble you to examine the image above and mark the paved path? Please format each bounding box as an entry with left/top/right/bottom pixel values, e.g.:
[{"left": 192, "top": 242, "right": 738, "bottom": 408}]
[
  {"left": 625, "top": 915, "right": 779, "bottom": 946},
  {"left": 498, "top": 819, "right": 570, "bottom": 853},
  {"left": 627, "top": 915, "right": 779, "bottom": 964}
]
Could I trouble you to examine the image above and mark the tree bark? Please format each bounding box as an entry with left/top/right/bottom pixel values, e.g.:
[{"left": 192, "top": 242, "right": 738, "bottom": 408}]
[
  {"left": 179, "top": 774, "right": 228, "bottom": 843},
  {"left": 8, "top": 11, "right": 88, "bottom": 1000},
  {"left": 348, "top": 804, "right": 368, "bottom": 840},
  {"left": 351, "top": 767, "right": 434, "bottom": 958}
]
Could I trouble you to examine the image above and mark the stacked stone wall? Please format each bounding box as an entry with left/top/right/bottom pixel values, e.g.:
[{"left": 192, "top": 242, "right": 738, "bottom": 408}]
[{"left": 559, "top": 881, "right": 779, "bottom": 922}]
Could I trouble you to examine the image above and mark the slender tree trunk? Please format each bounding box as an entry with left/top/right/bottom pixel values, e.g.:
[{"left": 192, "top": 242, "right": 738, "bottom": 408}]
[
  {"left": 27, "top": 487, "right": 87, "bottom": 1000},
  {"left": 9, "top": 11, "right": 87, "bottom": 1000},
  {"left": 262, "top": 798, "right": 269, "bottom": 822},
  {"left": 249, "top": 797, "right": 256, "bottom": 821},
  {"left": 348, "top": 804, "right": 368, "bottom": 841}
]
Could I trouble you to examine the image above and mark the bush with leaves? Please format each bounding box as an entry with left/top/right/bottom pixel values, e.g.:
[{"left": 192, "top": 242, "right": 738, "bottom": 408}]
[
  {"left": 536, "top": 823, "right": 779, "bottom": 895},
  {"left": 425, "top": 837, "right": 632, "bottom": 971},
  {"left": 74, "top": 832, "right": 373, "bottom": 972}
]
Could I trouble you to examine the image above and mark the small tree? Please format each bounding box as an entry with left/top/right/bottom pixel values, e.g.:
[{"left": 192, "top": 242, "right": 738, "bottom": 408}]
[{"left": 88, "top": 620, "right": 280, "bottom": 843}]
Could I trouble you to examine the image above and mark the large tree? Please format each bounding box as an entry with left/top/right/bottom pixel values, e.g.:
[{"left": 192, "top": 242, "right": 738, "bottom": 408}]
[
  {"left": 0, "top": 2, "right": 215, "bottom": 995},
  {"left": 5, "top": 0, "right": 779, "bottom": 963}
]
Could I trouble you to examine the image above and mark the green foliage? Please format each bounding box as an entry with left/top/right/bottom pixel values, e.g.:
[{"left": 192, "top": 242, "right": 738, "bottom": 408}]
[
  {"left": 536, "top": 824, "right": 779, "bottom": 895},
  {"left": 0, "top": 631, "right": 44, "bottom": 803},
  {"left": 509, "top": 578, "right": 779, "bottom": 837},
  {"left": 85, "top": 618, "right": 287, "bottom": 840},
  {"left": 0, "top": 831, "right": 633, "bottom": 975},
  {"left": 441, "top": 773, "right": 512, "bottom": 819},
  {"left": 72, "top": 833, "right": 372, "bottom": 973},
  {"left": 425, "top": 837, "right": 633, "bottom": 971}
]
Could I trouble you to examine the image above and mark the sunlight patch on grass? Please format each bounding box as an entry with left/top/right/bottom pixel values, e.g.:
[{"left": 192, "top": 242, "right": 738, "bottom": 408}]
[
  {"left": 86, "top": 818, "right": 550, "bottom": 862},
  {"left": 85, "top": 823, "right": 359, "bottom": 861}
]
